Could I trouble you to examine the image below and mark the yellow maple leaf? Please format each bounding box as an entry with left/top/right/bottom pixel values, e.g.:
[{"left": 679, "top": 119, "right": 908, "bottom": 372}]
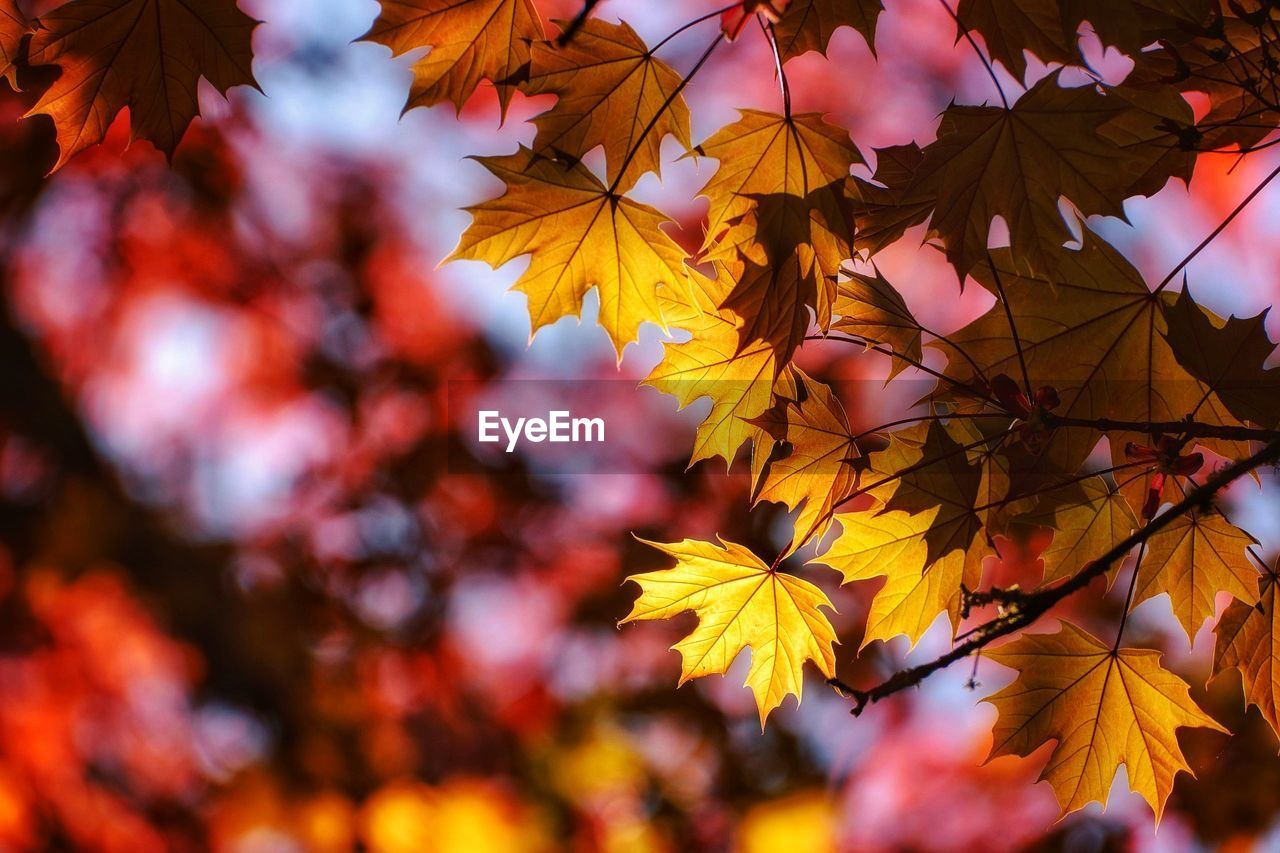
[
  {"left": 449, "top": 147, "right": 688, "bottom": 355},
  {"left": 727, "top": 244, "right": 830, "bottom": 365},
  {"left": 1213, "top": 564, "right": 1280, "bottom": 740},
  {"left": 831, "top": 267, "right": 923, "bottom": 380},
  {"left": 683, "top": 110, "right": 860, "bottom": 363},
  {"left": 752, "top": 372, "right": 859, "bottom": 552},
  {"left": 525, "top": 18, "right": 691, "bottom": 191},
  {"left": 690, "top": 111, "right": 860, "bottom": 295},
  {"left": 1134, "top": 508, "right": 1258, "bottom": 642},
  {"left": 364, "top": 0, "right": 542, "bottom": 117},
  {"left": 622, "top": 537, "right": 837, "bottom": 725},
  {"left": 24, "top": 0, "right": 259, "bottom": 169},
  {"left": 808, "top": 417, "right": 997, "bottom": 647},
  {"left": 881, "top": 420, "right": 985, "bottom": 567},
  {"left": 812, "top": 509, "right": 983, "bottom": 647},
  {"left": 645, "top": 266, "right": 787, "bottom": 468},
  {"left": 986, "top": 622, "right": 1226, "bottom": 820},
  {"left": 1017, "top": 476, "right": 1137, "bottom": 585}
]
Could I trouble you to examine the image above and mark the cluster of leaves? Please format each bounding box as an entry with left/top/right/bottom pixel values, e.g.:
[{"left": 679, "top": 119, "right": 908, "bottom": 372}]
[
  {"left": 7, "top": 0, "right": 1280, "bottom": 828},
  {"left": 357, "top": 0, "right": 1280, "bottom": 824}
]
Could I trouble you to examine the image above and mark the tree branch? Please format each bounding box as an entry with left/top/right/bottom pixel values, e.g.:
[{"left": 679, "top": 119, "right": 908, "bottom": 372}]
[
  {"left": 829, "top": 437, "right": 1280, "bottom": 715},
  {"left": 1039, "top": 412, "right": 1280, "bottom": 442}
]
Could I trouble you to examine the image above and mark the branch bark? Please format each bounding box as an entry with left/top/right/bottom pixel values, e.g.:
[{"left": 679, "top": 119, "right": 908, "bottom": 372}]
[
  {"left": 829, "top": 437, "right": 1280, "bottom": 715},
  {"left": 1040, "top": 412, "right": 1280, "bottom": 443}
]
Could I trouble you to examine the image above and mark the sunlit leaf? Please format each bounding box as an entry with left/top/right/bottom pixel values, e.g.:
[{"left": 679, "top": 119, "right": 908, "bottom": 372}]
[
  {"left": 449, "top": 147, "right": 688, "bottom": 354},
  {"left": 753, "top": 372, "right": 858, "bottom": 552},
  {"left": 623, "top": 537, "right": 837, "bottom": 725},
  {"left": 364, "top": 0, "right": 542, "bottom": 117},
  {"left": 1135, "top": 508, "right": 1258, "bottom": 641},
  {"left": 1213, "top": 563, "right": 1280, "bottom": 740},
  {"left": 525, "top": 18, "right": 690, "bottom": 191},
  {"left": 986, "top": 621, "right": 1226, "bottom": 819}
]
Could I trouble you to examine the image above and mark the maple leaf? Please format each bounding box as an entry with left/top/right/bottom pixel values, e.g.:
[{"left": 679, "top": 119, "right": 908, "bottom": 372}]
[
  {"left": 645, "top": 266, "right": 789, "bottom": 468},
  {"left": 0, "top": 0, "right": 25, "bottom": 87},
  {"left": 986, "top": 622, "right": 1226, "bottom": 819},
  {"left": 1135, "top": 508, "right": 1258, "bottom": 641},
  {"left": 957, "top": 0, "right": 1209, "bottom": 79},
  {"left": 1129, "top": 7, "right": 1280, "bottom": 151},
  {"left": 938, "top": 238, "right": 1243, "bottom": 487},
  {"left": 364, "top": 0, "right": 542, "bottom": 118},
  {"left": 772, "top": 0, "right": 882, "bottom": 62},
  {"left": 950, "top": 415, "right": 1059, "bottom": 533},
  {"left": 1017, "top": 476, "right": 1137, "bottom": 585},
  {"left": 813, "top": 508, "right": 984, "bottom": 647},
  {"left": 831, "top": 267, "right": 923, "bottom": 379},
  {"left": 1213, "top": 563, "right": 1280, "bottom": 739},
  {"left": 1162, "top": 289, "right": 1280, "bottom": 429},
  {"left": 622, "top": 537, "right": 837, "bottom": 725},
  {"left": 808, "top": 418, "right": 995, "bottom": 647},
  {"left": 689, "top": 110, "right": 860, "bottom": 291},
  {"left": 524, "top": 18, "right": 690, "bottom": 191},
  {"left": 24, "top": 0, "right": 259, "bottom": 170},
  {"left": 882, "top": 420, "right": 985, "bottom": 568},
  {"left": 717, "top": 241, "right": 824, "bottom": 366},
  {"left": 847, "top": 143, "right": 932, "bottom": 257},
  {"left": 956, "top": 0, "right": 1077, "bottom": 79},
  {"left": 886, "top": 73, "right": 1194, "bottom": 277},
  {"left": 752, "top": 372, "right": 858, "bottom": 552},
  {"left": 449, "top": 146, "right": 688, "bottom": 354}
]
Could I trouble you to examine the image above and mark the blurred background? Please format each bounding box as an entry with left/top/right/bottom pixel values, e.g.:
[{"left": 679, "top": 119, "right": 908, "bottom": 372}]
[{"left": 2, "top": 0, "right": 1280, "bottom": 849}]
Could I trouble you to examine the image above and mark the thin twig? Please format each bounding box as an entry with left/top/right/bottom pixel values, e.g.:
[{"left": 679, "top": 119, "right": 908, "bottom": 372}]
[
  {"left": 1039, "top": 412, "right": 1280, "bottom": 443},
  {"left": 650, "top": 4, "right": 739, "bottom": 53},
  {"left": 557, "top": 0, "right": 603, "bottom": 45},
  {"left": 806, "top": 333, "right": 993, "bottom": 402}
]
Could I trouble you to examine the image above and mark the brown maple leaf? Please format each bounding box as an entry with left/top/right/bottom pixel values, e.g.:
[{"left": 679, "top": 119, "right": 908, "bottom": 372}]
[{"left": 25, "top": 0, "right": 259, "bottom": 169}]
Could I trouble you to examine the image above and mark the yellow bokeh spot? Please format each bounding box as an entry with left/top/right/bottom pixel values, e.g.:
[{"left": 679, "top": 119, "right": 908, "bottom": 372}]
[
  {"left": 737, "top": 791, "right": 835, "bottom": 853},
  {"left": 362, "top": 778, "right": 548, "bottom": 853}
]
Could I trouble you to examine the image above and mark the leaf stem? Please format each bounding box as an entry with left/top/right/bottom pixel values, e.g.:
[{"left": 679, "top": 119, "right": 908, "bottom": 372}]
[
  {"left": 650, "top": 4, "right": 740, "bottom": 53},
  {"left": 761, "top": 19, "right": 792, "bottom": 118},
  {"left": 987, "top": 251, "right": 1032, "bottom": 398},
  {"left": 935, "top": 0, "right": 1010, "bottom": 109},
  {"left": 1111, "top": 539, "right": 1148, "bottom": 652}
]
